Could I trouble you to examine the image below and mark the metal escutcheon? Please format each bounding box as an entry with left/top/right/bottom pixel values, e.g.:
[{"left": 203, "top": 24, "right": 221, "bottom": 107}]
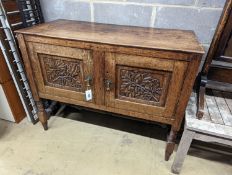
[
  {"left": 105, "top": 79, "right": 112, "bottom": 91},
  {"left": 85, "top": 75, "right": 92, "bottom": 88}
]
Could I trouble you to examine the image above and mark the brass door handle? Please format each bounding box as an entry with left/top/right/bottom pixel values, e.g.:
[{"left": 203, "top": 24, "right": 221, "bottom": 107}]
[{"left": 105, "top": 79, "right": 112, "bottom": 91}]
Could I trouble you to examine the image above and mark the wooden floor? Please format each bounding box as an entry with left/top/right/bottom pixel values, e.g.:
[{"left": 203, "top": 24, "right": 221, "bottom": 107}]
[{"left": 202, "top": 90, "right": 232, "bottom": 127}]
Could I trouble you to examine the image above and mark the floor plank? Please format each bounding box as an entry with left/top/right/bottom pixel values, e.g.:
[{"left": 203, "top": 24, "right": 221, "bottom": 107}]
[
  {"left": 202, "top": 95, "right": 211, "bottom": 122},
  {"left": 222, "top": 92, "right": 232, "bottom": 115},
  {"left": 205, "top": 94, "right": 224, "bottom": 125},
  {"left": 212, "top": 90, "right": 232, "bottom": 126},
  {"left": 185, "top": 93, "right": 232, "bottom": 139}
]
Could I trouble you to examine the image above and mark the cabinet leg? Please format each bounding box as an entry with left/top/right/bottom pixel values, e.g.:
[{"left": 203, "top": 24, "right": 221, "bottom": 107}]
[
  {"left": 165, "top": 129, "right": 177, "bottom": 161},
  {"left": 36, "top": 100, "right": 48, "bottom": 131},
  {"left": 41, "top": 122, "right": 48, "bottom": 130}
]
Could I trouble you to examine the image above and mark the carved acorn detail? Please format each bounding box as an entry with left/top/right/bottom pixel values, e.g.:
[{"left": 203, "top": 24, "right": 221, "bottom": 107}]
[
  {"left": 119, "top": 69, "right": 162, "bottom": 102},
  {"left": 42, "top": 55, "right": 83, "bottom": 91}
]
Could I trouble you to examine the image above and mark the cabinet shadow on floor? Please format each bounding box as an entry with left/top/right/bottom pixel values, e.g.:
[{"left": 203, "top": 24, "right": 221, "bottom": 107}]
[
  {"left": 56, "top": 106, "right": 169, "bottom": 141},
  {"left": 56, "top": 105, "right": 232, "bottom": 165}
]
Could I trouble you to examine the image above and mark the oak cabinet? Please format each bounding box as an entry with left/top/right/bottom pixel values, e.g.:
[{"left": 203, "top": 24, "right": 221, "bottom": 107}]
[{"left": 16, "top": 19, "right": 204, "bottom": 160}]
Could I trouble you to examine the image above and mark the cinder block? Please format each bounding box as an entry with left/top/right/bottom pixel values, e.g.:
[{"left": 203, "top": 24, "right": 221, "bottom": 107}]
[
  {"left": 94, "top": 3, "right": 153, "bottom": 27},
  {"left": 40, "top": 0, "right": 91, "bottom": 22},
  {"left": 197, "top": 0, "right": 226, "bottom": 8},
  {"left": 127, "top": 0, "right": 195, "bottom": 6},
  {"left": 154, "top": 7, "right": 222, "bottom": 44}
]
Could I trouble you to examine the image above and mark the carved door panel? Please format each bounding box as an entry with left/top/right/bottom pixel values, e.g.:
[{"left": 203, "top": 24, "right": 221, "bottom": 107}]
[
  {"left": 27, "top": 42, "right": 94, "bottom": 103},
  {"left": 105, "top": 53, "right": 188, "bottom": 118}
]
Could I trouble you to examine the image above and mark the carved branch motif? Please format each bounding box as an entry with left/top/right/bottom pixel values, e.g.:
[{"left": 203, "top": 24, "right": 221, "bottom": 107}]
[
  {"left": 41, "top": 54, "right": 83, "bottom": 91},
  {"left": 119, "top": 69, "right": 163, "bottom": 102}
]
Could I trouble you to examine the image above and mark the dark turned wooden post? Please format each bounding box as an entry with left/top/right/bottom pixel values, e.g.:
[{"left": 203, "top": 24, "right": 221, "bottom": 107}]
[{"left": 36, "top": 100, "right": 48, "bottom": 130}]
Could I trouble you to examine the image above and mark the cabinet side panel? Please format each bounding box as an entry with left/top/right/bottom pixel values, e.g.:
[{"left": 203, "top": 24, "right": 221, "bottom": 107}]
[
  {"left": 173, "top": 55, "right": 202, "bottom": 130},
  {"left": 16, "top": 34, "right": 40, "bottom": 101}
]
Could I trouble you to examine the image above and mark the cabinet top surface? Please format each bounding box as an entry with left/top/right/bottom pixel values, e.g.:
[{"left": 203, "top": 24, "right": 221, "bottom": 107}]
[{"left": 16, "top": 19, "right": 204, "bottom": 54}]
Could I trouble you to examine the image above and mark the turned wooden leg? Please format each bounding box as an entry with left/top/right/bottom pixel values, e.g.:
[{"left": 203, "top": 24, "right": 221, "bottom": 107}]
[
  {"left": 36, "top": 100, "right": 48, "bottom": 130},
  {"left": 165, "top": 129, "right": 177, "bottom": 161},
  {"left": 171, "top": 128, "right": 195, "bottom": 174}
]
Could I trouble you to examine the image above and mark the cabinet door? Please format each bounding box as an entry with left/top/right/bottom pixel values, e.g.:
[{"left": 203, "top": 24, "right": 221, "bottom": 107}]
[
  {"left": 28, "top": 42, "right": 94, "bottom": 103},
  {"left": 105, "top": 53, "right": 188, "bottom": 118}
]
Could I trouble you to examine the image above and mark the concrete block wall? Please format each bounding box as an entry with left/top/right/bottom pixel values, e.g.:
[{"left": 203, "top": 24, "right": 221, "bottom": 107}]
[{"left": 40, "top": 0, "right": 226, "bottom": 64}]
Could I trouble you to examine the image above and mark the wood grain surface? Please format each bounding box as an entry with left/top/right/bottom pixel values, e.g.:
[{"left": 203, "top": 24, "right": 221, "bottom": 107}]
[{"left": 15, "top": 19, "right": 204, "bottom": 54}]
